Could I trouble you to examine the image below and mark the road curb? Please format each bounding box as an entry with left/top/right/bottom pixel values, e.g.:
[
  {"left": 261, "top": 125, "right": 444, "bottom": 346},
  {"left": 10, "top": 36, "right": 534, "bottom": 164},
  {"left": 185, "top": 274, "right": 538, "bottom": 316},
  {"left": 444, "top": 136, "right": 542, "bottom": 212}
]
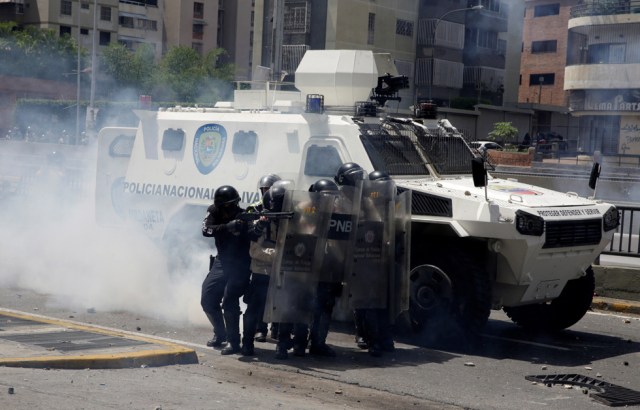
[
  {"left": 0, "top": 309, "right": 198, "bottom": 369},
  {"left": 591, "top": 297, "right": 640, "bottom": 316}
]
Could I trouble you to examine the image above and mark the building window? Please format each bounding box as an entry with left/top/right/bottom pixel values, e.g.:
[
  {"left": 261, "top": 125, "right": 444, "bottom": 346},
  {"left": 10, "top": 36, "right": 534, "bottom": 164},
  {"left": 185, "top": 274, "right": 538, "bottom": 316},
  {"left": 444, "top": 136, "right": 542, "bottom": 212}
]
[
  {"left": 589, "top": 43, "right": 626, "bottom": 64},
  {"left": 530, "top": 73, "right": 555, "bottom": 86},
  {"left": 81, "top": 2, "right": 90, "bottom": 11},
  {"left": 194, "top": 2, "right": 204, "bottom": 19},
  {"left": 478, "top": 0, "right": 501, "bottom": 13},
  {"left": 59, "top": 25, "right": 72, "bottom": 37},
  {"left": 367, "top": 13, "right": 375, "bottom": 45},
  {"left": 99, "top": 31, "right": 111, "bottom": 46},
  {"left": 119, "top": 16, "right": 134, "bottom": 28},
  {"left": 192, "top": 42, "right": 203, "bottom": 55},
  {"left": 80, "top": 28, "right": 89, "bottom": 35},
  {"left": 284, "top": 5, "right": 308, "bottom": 33},
  {"left": 193, "top": 23, "right": 204, "bottom": 40},
  {"left": 138, "top": 19, "right": 157, "bottom": 31},
  {"left": 101, "top": 6, "right": 111, "bottom": 22},
  {"left": 531, "top": 40, "right": 557, "bottom": 53},
  {"left": 534, "top": 3, "right": 560, "bottom": 17},
  {"left": 60, "top": 0, "right": 72, "bottom": 16},
  {"left": 396, "top": 19, "right": 413, "bottom": 37},
  {"left": 467, "top": 28, "right": 498, "bottom": 49}
]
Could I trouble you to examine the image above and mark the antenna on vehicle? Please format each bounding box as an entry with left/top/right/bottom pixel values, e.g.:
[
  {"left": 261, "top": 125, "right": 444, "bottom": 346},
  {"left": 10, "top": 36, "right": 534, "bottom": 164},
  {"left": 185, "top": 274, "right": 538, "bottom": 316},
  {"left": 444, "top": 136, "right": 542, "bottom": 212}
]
[{"left": 588, "top": 162, "right": 601, "bottom": 199}]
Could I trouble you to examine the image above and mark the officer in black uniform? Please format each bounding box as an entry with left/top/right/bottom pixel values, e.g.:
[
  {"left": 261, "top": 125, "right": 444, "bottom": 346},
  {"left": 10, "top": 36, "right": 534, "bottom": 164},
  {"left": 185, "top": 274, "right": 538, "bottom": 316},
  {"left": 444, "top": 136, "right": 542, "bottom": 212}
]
[
  {"left": 246, "top": 173, "right": 281, "bottom": 342},
  {"left": 305, "top": 178, "right": 345, "bottom": 357},
  {"left": 201, "top": 185, "right": 252, "bottom": 355},
  {"left": 367, "top": 170, "right": 397, "bottom": 354},
  {"left": 333, "top": 163, "right": 376, "bottom": 354},
  {"left": 241, "top": 185, "right": 285, "bottom": 356}
]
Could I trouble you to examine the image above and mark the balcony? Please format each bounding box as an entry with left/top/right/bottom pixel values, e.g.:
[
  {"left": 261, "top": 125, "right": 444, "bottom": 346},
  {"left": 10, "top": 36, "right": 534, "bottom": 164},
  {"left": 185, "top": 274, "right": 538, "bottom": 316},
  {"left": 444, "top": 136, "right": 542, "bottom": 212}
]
[
  {"left": 565, "top": 63, "right": 640, "bottom": 90},
  {"left": 570, "top": 0, "right": 640, "bottom": 18}
]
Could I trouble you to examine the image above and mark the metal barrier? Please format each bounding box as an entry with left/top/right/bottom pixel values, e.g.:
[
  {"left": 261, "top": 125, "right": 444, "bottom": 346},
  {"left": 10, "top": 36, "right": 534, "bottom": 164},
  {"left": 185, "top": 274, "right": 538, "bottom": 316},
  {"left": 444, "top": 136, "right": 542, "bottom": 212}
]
[{"left": 602, "top": 205, "right": 640, "bottom": 258}]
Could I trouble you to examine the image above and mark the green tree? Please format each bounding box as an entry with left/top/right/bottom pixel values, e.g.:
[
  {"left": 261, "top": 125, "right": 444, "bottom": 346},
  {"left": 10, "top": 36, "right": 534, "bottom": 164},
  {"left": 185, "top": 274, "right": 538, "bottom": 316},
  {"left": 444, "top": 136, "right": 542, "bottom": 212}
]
[
  {"left": 153, "top": 46, "right": 234, "bottom": 103},
  {"left": 0, "top": 22, "right": 81, "bottom": 81},
  {"left": 100, "top": 43, "right": 155, "bottom": 97},
  {"left": 488, "top": 122, "right": 519, "bottom": 143}
]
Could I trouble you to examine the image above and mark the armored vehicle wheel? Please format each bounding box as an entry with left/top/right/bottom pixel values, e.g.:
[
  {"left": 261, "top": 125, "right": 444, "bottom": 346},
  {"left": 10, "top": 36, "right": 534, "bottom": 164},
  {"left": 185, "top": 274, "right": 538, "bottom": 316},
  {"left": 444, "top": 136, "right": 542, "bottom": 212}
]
[
  {"left": 409, "top": 251, "right": 491, "bottom": 338},
  {"left": 503, "top": 267, "right": 595, "bottom": 331}
]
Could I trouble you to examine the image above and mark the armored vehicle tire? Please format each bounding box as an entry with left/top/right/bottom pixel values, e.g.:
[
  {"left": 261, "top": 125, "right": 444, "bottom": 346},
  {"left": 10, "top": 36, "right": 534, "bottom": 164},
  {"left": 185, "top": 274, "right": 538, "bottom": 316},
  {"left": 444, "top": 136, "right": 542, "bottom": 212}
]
[
  {"left": 409, "top": 251, "right": 491, "bottom": 338},
  {"left": 503, "top": 267, "right": 595, "bottom": 331}
]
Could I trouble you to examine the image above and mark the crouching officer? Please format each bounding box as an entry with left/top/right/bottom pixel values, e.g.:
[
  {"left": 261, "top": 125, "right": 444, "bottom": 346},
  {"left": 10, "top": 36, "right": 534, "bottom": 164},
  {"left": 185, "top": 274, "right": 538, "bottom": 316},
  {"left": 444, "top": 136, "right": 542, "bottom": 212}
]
[{"left": 201, "top": 185, "right": 251, "bottom": 355}]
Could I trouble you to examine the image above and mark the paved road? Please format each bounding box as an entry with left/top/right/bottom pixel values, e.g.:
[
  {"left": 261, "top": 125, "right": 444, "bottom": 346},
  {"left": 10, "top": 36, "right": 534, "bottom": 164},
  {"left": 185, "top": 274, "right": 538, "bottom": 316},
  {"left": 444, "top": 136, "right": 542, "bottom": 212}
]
[{"left": 1, "top": 287, "right": 638, "bottom": 410}]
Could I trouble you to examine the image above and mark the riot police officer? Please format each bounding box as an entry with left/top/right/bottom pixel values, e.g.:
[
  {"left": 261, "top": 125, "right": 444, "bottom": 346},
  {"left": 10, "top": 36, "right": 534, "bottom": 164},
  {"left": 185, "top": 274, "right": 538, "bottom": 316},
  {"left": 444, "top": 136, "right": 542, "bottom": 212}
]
[
  {"left": 201, "top": 185, "right": 251, "bottom": 355},
  {"left": 246, "top": 173, "right": 282, "bottom": 342},
  {"left": 241, "top": 185, "right": 285, "bottom": 356},
  {"left": 333, "top": 163, "right": 371, "bottom": 351},
  {"left": 306, "top": 178, "right": 344, "bottom": 357}
]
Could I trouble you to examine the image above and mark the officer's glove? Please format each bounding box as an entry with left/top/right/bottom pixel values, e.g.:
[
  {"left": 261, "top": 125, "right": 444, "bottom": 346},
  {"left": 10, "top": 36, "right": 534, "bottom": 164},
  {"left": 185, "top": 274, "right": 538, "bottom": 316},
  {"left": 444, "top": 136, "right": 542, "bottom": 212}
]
[{"left": 225, "top": 219, "right": 244, "bottom": 235}]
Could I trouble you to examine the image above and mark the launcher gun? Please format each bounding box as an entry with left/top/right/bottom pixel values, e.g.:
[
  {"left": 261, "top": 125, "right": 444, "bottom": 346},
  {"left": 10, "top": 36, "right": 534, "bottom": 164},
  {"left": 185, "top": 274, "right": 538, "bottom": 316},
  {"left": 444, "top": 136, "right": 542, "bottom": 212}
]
[{"left": 238, "top": 211, "right": 294, "bottom": 222}]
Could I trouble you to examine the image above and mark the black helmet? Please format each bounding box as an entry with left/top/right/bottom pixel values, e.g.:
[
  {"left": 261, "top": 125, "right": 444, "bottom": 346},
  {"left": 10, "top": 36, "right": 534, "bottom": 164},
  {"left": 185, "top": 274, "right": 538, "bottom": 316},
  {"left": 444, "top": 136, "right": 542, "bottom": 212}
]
[
  {"left": 214, "top": 185, "right": 240, "bottom": 207},
  {"left": 369, "top": 170, "right": 391, "bottom": 181},
  {"left": 257, "top": 174, "right": 281, "bottom": 190},
  {"left": 334, "top": 162, "right": 365, "bottom": 186},
  {"left": 262, "top": 186, "right": 286, "bottom": 212},
  {"left": 309, "top": 178, "right": 339, "bottom": 193}
]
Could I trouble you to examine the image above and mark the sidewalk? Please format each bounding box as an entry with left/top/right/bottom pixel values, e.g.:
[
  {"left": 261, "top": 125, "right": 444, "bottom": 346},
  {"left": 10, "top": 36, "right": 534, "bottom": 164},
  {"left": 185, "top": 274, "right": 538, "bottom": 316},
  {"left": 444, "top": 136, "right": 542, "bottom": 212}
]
[{"left": 0, "top": 308, "right": 198, "bottom": 369}]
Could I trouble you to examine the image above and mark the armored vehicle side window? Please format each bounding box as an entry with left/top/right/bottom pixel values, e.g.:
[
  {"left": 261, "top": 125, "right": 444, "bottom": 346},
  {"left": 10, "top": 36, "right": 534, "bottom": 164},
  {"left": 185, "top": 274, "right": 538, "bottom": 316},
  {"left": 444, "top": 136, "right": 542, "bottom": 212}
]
[
  {"left": 109, "top": 134, "right": 135, "bottom": 158},
  {"left": 162, "top": 129, "right": 185, "bottom": 151},
  {"left": 232, "top": 130, "right": 257, "bottom": 155},
  {"left": 304, "top": 145, "right": 343, "bottom": 177}
]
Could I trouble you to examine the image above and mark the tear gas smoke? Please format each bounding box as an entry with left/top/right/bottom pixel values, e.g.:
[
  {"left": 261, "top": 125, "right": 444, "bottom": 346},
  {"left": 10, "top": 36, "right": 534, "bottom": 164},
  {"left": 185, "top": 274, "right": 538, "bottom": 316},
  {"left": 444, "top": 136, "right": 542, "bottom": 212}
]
[{"left": 0, "top": 141, "right": 209, "bottom": 326}]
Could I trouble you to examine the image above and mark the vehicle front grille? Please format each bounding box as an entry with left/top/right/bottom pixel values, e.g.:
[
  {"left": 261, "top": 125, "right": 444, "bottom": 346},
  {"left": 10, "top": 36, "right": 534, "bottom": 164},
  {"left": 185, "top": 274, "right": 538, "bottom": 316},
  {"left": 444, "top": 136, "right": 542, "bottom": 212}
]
[
  {"left": 543, "top": 218, "right": 602, "bottom": 249},
  {"left": 398, "top": 188, "right": 452, "bottom": 217}
]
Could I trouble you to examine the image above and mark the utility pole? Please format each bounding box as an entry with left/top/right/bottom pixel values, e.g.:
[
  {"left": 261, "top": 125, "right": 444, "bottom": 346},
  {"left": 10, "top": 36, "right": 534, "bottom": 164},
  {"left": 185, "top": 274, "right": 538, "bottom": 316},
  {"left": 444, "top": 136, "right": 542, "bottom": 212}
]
[{"left": 88, "top": 0, "right": 98, "bottom": 138}]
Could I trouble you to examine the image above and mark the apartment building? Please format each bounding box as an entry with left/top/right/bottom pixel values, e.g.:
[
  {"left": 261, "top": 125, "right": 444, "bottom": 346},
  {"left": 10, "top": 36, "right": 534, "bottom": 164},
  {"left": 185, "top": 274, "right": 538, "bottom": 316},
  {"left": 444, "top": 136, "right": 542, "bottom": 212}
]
[
  {"left": 252, "top": 0, "right": 418, "bottom": 108},
  {"left": 566, "top": 0, "right": 640, "bottom": 155},
  {"left": 415, "top": 0, "right": 512, "bottom": 108},
  {"left": 161, "top": 0, "right": 253, "bottom": 80}
]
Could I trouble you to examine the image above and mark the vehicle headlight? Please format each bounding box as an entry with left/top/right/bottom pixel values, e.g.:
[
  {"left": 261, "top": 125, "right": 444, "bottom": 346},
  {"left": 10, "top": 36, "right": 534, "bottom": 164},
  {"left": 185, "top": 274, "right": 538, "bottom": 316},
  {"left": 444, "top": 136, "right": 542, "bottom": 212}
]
[
  {"left": 603, "top": 206, "right": 619, "bottom": 232},
  {"left": 515, "top": 210, "right": 544, "bottom": 236}
]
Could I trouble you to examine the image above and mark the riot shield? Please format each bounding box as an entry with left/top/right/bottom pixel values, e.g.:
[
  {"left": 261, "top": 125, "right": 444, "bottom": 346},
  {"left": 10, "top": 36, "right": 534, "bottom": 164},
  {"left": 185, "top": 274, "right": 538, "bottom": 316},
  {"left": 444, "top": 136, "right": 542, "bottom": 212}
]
[
  {"left": 329, "top": 184, "right": 363, "bottom": 321},
  {"left": 389, "top": 190, "right": 412, "bottom": 322},
  {"left": 346, "top": 179, "right": 396, "bottom": 309},
  {"left": 263, "top": 190, "right": 333, "bottom": 324},
  {"left": 320, "top": 184, "right": 362, "bottom": 283}
]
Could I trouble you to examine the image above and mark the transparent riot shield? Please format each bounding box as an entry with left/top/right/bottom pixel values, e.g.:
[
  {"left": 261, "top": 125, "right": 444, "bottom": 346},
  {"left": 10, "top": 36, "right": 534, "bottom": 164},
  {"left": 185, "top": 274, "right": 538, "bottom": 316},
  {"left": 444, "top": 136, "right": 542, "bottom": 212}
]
[
  {"left": 346, "top": 180, "right": 396, "bottom": 309},
  {"left": 263, "top": 190, "right": 333, "bottom": 324},
  {"left": 389, "top": 190, "right": 412, "bottom": 322}
]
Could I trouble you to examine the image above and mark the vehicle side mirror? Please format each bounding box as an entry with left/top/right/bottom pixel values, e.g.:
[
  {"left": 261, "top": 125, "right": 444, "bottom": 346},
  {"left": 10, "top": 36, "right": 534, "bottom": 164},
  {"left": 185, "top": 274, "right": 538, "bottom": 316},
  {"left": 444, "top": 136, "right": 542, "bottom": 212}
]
[
  {"left": 472, "top": 157, "right": 487, "bottom": 187},
  {"left": 588, "top": 162, "right": 601, "bottom": 190}
]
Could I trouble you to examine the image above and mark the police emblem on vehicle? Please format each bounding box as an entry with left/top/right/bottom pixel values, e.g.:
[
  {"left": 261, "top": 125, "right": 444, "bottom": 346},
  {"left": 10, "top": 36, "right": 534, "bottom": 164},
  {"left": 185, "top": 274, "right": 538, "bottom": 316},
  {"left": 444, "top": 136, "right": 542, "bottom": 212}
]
[{"left": 193, "top": 124, "right": 227, "bottom": 175}]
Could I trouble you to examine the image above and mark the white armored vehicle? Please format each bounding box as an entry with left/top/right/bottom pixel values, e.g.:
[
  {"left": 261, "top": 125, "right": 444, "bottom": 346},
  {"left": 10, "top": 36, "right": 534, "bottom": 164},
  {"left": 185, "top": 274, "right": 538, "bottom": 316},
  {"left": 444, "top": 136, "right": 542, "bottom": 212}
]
[{"left": 96, "top": 50, "right": 618, "bottom": 335}]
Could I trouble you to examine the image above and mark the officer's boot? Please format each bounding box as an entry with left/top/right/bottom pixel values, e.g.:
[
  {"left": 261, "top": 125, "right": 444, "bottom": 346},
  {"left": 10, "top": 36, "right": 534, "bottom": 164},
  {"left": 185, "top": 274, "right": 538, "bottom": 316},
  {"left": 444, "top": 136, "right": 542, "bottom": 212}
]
[
  {"left": 241, "top": 311, "right": 255, "bottom": 356},
  {"left": 205, "top": 312, "right": 227, "bottom": 348},
  {"left": 221, "top": 311, "right": 241, "bottom": 355},
  {"left": 366, "top": 310, "right": 382, "bottom": 357},
  {"left": 275, "top": 324, "right": 292, "bottom": 360},
  {"left": 292, "top": 324, "right": 308, "bottom": 357},
  {"left": 309, "top": 312, "right": 336, "bottom": 357},
  {"left": 353, "top": 309, "right": 368, "bottom": 349}
]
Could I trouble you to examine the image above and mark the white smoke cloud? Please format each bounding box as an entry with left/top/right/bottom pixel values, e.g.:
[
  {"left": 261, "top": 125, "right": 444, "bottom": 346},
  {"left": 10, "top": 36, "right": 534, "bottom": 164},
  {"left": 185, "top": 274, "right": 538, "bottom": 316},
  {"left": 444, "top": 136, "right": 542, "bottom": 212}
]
[{"left": 0, "top": 142, "right": 208, "bottom": 326}]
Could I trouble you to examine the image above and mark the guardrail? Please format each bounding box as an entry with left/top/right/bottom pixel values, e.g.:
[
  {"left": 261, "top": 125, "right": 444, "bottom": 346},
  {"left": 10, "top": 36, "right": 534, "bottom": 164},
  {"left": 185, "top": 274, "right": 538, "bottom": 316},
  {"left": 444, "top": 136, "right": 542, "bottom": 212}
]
[{"left": 603, "top": 205, "right": 640, "bottom": 258}]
